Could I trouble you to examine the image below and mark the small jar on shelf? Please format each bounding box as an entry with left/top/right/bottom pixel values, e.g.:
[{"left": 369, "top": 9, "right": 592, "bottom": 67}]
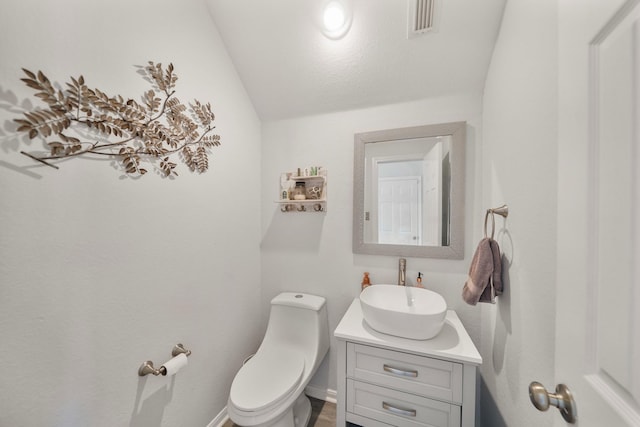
[{"left": 292, "top": 181, "right": 307, "bottom": 200}]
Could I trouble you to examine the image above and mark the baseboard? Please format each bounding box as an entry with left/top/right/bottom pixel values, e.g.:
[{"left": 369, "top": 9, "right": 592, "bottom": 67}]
[
  {"left": 304, "top": 385, "right": 337, "bottom": 404},
  {"left": 206, "top": 387, "right": 337, "bottom": 427},
  {"left": 206, "top": 407, "right": 229, "bottom": 427}
]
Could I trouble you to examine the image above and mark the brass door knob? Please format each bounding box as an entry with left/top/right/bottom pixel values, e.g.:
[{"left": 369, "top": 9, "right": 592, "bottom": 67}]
[{"left": 529, "top": 381, "right": 577, "bottom": 423}]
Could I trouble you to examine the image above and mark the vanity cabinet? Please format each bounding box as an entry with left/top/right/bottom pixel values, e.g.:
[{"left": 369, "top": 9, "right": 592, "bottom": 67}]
[{"left": 334, "top": 299, "right": 482, "bottom": 427}]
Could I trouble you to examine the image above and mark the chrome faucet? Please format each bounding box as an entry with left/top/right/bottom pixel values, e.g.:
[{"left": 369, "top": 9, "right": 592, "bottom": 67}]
[{"left": 398, "top": 258, "right": 407, "bottom": 286}]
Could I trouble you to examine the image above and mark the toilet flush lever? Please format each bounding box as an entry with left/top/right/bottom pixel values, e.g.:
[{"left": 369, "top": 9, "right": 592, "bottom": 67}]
[{"left": 529, "top": 381, "right": 577, "bottom": 423}]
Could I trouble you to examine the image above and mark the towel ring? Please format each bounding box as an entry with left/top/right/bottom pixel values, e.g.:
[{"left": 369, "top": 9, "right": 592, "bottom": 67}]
[{"left": 484, "top": 205, "right": 509, "bottom": 239}]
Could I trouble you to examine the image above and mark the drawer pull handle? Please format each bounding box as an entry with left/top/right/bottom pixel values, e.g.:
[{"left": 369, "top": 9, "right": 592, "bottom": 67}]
[
  {"left": 383, "top": 364, "right": 418, "bottom": 378},
  {"left": 382, "top": 401, "right": 417, "bottom": 417}
]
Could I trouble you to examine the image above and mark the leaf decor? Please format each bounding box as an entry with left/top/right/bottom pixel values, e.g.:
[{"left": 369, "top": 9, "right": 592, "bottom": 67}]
[{"left": 15, "top": 62, "right": 221, "bottom": 177}]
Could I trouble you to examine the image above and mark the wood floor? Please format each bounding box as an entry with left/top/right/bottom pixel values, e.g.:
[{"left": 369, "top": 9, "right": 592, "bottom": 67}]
[{"left": 222, "top": 396, "right": 336, "bottom": 427}]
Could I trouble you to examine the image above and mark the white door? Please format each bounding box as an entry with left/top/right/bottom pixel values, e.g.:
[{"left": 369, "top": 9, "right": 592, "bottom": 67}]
[
  {"left": 378, "top": 177, "right": 421, "bottom": 245},
  {"left": 555, "top": 0, "right": 640, "bottom": 425}
]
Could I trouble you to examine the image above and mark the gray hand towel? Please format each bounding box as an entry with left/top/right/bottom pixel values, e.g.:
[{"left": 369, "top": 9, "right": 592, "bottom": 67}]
[{"left": 462, "top": 237, "right": 502, "bottom": 305}]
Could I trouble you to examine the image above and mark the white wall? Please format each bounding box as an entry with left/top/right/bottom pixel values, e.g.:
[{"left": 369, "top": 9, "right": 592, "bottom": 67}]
[
  {"left": 479, "top": 0, "right": 559, "bottom": 425},
  {"left": 0, "top": 1, "right": 566, "bottom": 426},
  {"left": 0, "top": 1, "right": 262, "bottom": 426},
  {"left": 260, "top": 93, "right": 485, "bottom": 395}
]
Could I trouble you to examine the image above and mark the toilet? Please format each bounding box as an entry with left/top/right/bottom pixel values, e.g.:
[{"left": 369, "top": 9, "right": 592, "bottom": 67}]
[{"left": 227, "top": 292, "right": 330, "bottom": 427}]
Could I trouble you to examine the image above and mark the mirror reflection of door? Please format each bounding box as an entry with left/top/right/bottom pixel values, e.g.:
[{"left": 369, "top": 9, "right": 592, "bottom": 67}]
[
  {"left": 367, "top": 139, "right": 445, "bottom": 246},
  {"left": 378, "top": 175, "right": 421, "bottom": 245}
]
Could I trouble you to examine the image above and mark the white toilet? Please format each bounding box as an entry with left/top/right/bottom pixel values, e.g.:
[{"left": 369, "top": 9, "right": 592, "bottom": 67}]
[{"left": 227, "top": 292, "right": 330, "bottom": 427}]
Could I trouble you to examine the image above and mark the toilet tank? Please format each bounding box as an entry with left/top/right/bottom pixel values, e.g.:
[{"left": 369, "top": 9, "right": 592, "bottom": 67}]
[{"left": 262, "top": 292, "right": 330, "bottom": 374}]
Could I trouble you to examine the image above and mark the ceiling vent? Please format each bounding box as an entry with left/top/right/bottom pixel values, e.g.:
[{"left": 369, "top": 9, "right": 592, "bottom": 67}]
[{"left": 407, "top": 0, "right": 440, "bottom": 38}]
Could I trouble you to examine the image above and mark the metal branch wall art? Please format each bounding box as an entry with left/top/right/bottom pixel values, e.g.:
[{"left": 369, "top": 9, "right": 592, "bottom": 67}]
[{"left": 14, "top": 62, "right": 221, "bottom": 177}]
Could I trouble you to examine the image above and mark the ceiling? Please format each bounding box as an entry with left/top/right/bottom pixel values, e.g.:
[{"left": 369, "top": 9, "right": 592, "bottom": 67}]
[{"left": 206, "top": 0, "right": 506, "bottom": 121}]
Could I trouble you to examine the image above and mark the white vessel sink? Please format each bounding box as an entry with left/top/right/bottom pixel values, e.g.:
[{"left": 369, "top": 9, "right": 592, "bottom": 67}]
[{"left": 359, "top": 284, "right": 447, "bottom": 340}]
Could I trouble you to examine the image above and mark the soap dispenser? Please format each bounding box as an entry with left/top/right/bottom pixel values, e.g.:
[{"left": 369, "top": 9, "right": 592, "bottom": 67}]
[
  {"left": 361, "top": 272, "right": 371, "bottom": 291},
  {"left": 416, "top": 272, "right": 424, "bottom": 288}
]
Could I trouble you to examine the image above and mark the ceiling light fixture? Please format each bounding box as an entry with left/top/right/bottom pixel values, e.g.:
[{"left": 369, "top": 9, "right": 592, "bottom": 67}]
[{"left": 321, "top": 0, "right": 352, "bottom": 40}]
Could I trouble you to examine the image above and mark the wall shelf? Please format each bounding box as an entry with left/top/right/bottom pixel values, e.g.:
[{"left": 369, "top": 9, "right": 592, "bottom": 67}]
[{"left": 276, "top": 170, "right": 327, "bottom": 212}]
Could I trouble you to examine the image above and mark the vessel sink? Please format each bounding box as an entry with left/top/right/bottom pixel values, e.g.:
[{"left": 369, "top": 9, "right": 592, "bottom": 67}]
[{"left": 359, "top": 284, "right": 447, "bottom": 340}]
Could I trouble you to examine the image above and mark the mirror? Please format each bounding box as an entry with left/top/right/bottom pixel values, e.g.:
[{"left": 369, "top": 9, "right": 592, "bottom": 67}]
[{"left": 353, "top": 122, "right": 466, "bottom": 259}]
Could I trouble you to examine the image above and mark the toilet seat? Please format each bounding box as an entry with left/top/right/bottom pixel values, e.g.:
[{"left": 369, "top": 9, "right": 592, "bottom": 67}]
[{"left": 229, "top": 347, "right": 305, "bottom": 413}]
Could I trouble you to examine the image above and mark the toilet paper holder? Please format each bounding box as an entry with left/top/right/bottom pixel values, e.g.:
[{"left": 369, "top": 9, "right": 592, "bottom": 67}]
[{"left": 138, "top": 343, "right": 192, "bottom": 376}]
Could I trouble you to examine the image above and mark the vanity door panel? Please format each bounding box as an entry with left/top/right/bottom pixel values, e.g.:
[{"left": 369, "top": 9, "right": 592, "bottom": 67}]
[
  {"left": 347, "top": 379, "right": 461, "bottom": 427},
  {"left": 347, "top": 342, "right": 463, "bottom": 404}
]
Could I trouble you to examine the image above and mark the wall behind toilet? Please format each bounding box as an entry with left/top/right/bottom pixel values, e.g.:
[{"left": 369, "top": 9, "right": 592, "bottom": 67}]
[
  {"left": 0, "top": 1, "right": 262, "bottom": 426},
  {"left": 259, "top": 0, "right": 561, "bottom": 424},
  {"left": 260, "top": 93, "right": 485, "bottom": 396}
]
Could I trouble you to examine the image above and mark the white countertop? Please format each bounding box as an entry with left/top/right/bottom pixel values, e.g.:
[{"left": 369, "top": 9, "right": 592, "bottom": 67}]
[{"left": 334, "top": 298, "right": 482, "bottom": 365}]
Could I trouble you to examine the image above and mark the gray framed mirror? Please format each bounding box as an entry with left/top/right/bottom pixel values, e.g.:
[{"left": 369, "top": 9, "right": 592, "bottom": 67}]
[{"left": 353, "top": 122, "right": 466, "bottom": 259}]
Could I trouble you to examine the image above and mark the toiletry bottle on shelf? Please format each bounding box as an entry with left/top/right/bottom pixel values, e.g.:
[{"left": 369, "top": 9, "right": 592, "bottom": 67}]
[
  {"left": 416, "top": 272, "right": 424, "bottom": 288},
  {"left": 361, "top": 272, "right": 371, "bottom": 291},
  {"left": 280, "top": 173, "right": 290, "bottom": 200}
]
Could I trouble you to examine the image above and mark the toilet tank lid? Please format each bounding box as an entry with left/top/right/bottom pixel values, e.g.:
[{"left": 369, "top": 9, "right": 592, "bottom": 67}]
[{"left": 271, "top": 292, "right": 326, "bottom": 311}]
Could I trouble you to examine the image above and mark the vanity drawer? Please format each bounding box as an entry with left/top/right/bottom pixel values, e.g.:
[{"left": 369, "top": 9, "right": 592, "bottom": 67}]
[
  {"left": 347, "top": 343, "right": 463, "bottom": 404},
  {"left": 347, "top": 379, "right": 461, "bottom": 427}
]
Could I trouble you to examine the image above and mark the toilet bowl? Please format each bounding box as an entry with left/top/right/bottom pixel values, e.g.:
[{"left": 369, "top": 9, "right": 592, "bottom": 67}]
[{"left": 227, "top": 292, "right": 330, "bottom": 427}]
